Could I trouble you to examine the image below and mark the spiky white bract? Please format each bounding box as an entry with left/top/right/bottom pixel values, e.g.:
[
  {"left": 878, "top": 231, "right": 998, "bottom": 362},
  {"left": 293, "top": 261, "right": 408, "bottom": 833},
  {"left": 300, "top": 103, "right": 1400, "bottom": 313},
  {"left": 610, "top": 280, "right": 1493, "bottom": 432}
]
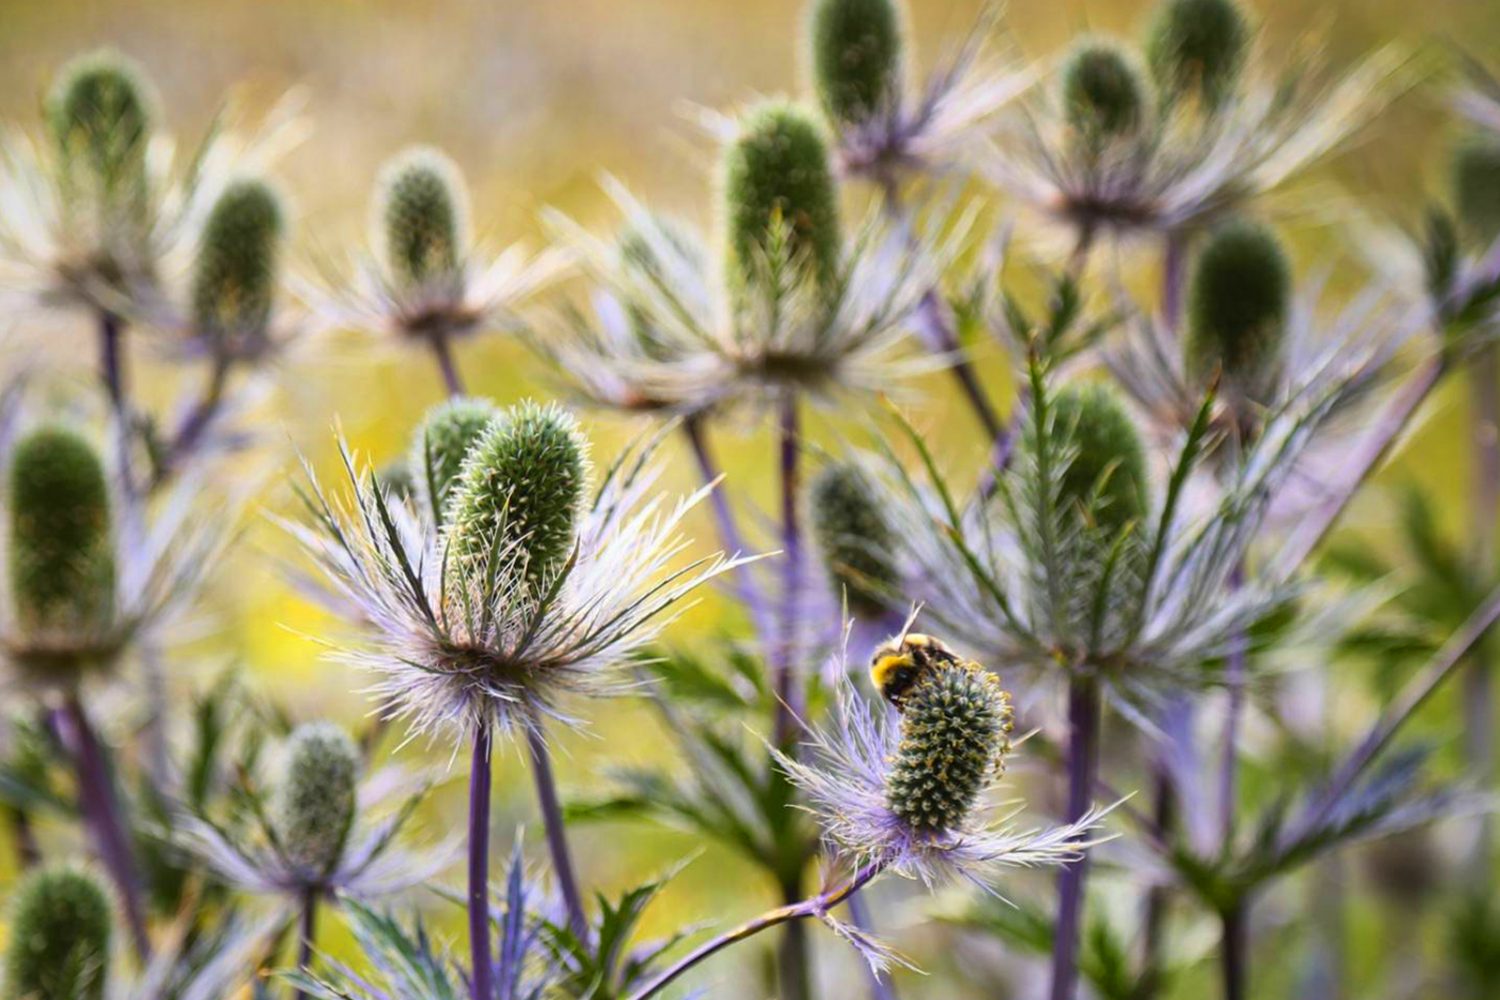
[
  {"left": 0, "top": 419, "right": 229, "bottom": 689},
  {"left": 288, "top": 416, "right": 749, "bottom": 740},
  {"left": 871, "top": 367, "right": 1349, "bottom": 714},
  {"left": 979, "top": 35, "right": 1416, "bottom": 255},
  {"left": 296, "top": 147, "right": 567, "bottom": 350},
  {"left": 775, "top": 645, "right": 1110, "bottom": 895},
  {"left": 109, "top": 910, "right": 284, "bottom": 1000},
  {"left": 810, "top": 3, "right": 1035, "bottom": 184},
  {"left": 0, "top": 57, "right": 302, "bottom": 322},
  {"left": 177, "top": 744, "right": 454, "bottom": 903},
  {"left": 542, "top": 176, "right": 969, "bottom": 416}
]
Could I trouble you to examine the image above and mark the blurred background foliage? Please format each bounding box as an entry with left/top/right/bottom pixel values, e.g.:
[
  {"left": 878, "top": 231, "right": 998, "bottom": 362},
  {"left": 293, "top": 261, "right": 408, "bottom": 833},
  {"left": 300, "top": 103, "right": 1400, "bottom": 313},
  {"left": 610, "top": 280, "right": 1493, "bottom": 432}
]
[{"left": 2, "top": 0, "right": 1500, "bottom": 996}]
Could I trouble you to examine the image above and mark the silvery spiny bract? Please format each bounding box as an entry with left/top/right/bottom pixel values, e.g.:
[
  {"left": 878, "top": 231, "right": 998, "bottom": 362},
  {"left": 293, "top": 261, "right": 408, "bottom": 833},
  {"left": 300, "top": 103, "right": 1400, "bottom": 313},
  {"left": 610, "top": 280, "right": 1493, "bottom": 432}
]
[
  {"left": 544, "top": 112, "right": 970, "bottom": 415},
  {"left": 807, "top": 0, "right": 1033, "bottom": 183},
  {"left": 178, "top": 720, "right": 454, "bottom": 902},
  {"left": 979, "top": 0, "right": 1416, "bottom": 255},
  {"left": 870, "top": 367, "right": 1343, "bottom": 712},
  {"left": 0, "top": 421, "right": 224, "bottom": 687},
  {"left": 298, "top": 144, "right": 566, "bottom": 350},
  {"left": 773, "top": 626, "right": 1109, "bottom": 968},
  {"left": 0, "top": 49, "right": 301, "bottom": 320},
  {"left": 289, "top": 400, "right": 747, "bottom": 738}
]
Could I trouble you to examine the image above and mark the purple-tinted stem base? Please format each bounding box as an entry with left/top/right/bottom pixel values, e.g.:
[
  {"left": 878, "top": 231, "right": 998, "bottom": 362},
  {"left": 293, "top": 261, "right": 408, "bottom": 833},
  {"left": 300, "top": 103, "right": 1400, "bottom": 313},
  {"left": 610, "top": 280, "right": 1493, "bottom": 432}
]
[
  {"left": 526, "top": 722, "right": 589, "bottom": 941},
  {"left": 294, "top": 886, "right": 319, "bottom": 1000},
  {"left": 682, "top": 416, "right": 773, "bottom": 640},
  {"left": 469, "top": 725, "right": 494, "bottom": 1000},
  {"left": 772, "top": 396, "right": 803, "bottom": 749},
  {"left": 1048, "top": 676, "right": 1100, "bottom": 1000},
  {"left": 64, "top": 691, "right": 151, "bottom": 960},
  {"left": 432, "top": 334, "right": 466, "bottom": 397}
]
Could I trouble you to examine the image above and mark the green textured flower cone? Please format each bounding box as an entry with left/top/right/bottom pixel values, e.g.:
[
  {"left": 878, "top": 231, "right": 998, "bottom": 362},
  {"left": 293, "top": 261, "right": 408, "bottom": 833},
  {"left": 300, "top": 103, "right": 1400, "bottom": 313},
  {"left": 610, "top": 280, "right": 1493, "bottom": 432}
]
[
  {"left": 445, "top": 400, "right": 590, "bottom": 592},
  {"left": 1146, "top": 0, "right": 1249, "bottom": 112},
  {"left": 47, "top": 50, "right": 153, "bottom": 215},
  {"left": 377, "top": 459, "right": 416, "bottom": 502},
  {"left": 1452, "top": 132, "right": 1500, "bottom": 249},
  {"left": 810, "top": 0, "right": 904, "bottom": 128},
  {"left": 1063, "top": 41, "right": 1148, "bottom": 141},
  {"left": 810, "top": 461, "right": 898, "bottom": 616},
  {"left": 4, "top": 867, "right": 112, "bottom": 1000},
  {"left": 886, "top": 657, "right": 1013, "bottom": 834},
  {"left": 379, "top": 147, "right": 466, "bottom": 289},
  {"left": 1049, "top": 383, "right": 1150, "bottom": 540},
  {"left": 190, "top": 178, "right": 285, "bottom": 349},
  {"left": 274, "top": 722, "right": 359, "bottom": 876},
  {"left": 407, "top": 397, "right": 501, "bottom": 526},
  {"left": 722, "top": 103, "right": 842, "bottom": 294},
  {"left": 7, "top": 426, "right": 116, "bottom": 640},
  {"left": 1185, "top": 219, "right": 1290, "bottom": 406}
]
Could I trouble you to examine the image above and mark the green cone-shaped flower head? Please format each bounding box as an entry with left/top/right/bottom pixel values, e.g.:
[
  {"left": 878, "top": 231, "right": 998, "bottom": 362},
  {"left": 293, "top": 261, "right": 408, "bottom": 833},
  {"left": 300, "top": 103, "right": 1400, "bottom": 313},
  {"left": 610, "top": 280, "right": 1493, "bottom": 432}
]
[
  {"left": 7, "top": 426, "right": 116, "bottom": 639},
  {"left": 723, "top": 103, "right": 842, "bottom": 292},
  {"left": 1452, "top": 132, "right": 1500, "bottom": 249},
  {"left": 810, "top": 461, "right": 898, "bottom": 616},
  {"left": 810, "top": 0, "right": 905, "bottom": 128},
  {"left": 1050, "top": 383, "right": 1149, "bottom": 539},
  {"left": 47, "top": 50, "right": 154, "bottom": 210},
  {"left": 4, "top": 867, "right": 112, "bottom": 1000},
  {"left": 1062, "top": 41, "right": 1148, "bottom": 141},
  {"left": 1185, "top": 219, "right": 1290, "bottom": 405},
  {"left": 273, "top": 722, "right": 360, "bottom": 876},
  {"left": 408, "top": 397, "right": 500, "bottom": 526},
  {"left": 1146, "top": 0, "right": 1249, "bottom": 112},
  {"left": 446, "top": 401, "right": 590, "bottom": 591},
  {"left": 875, "top": 635, "right": 1013, "bottom": 834},
  {"left": 378, "top": 459, "right": 416, "bottom": 502},
  {"left": 378, "top": 146, "right": 468, "bottom": 289},
  {"left": 190, "top": 178, "right": 285, "bottom": 349}
]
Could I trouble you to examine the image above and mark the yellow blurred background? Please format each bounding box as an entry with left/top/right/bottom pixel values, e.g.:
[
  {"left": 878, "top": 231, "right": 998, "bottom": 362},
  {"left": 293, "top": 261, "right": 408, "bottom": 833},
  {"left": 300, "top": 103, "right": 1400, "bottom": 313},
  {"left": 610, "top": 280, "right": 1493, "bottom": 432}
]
[{"left": 1, "top": 0, "right": 1499, "bottom": 995}]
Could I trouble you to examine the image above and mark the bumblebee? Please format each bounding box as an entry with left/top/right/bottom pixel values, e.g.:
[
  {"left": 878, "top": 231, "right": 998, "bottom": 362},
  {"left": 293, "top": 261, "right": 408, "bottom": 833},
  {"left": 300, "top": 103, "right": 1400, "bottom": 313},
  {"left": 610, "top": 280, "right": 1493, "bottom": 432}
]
[{"left": 870, "top": 633, "right": 965, "bottom": 710}]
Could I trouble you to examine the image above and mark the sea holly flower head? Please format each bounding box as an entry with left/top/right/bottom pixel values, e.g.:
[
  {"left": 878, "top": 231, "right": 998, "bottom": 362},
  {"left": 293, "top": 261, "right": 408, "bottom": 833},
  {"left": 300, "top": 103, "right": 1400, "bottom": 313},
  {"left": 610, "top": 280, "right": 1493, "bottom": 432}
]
[
  {"left": 810, "top": 460, "right": 900, "bottom": 618},
  {"left": 185, "top": 177, "right": 287, "bottom": 364},
  {"left": 297, "top": 144, "right": 566, "bottom": 350},
  {"left": 1146, "top": 0, "right": 1250, "bottom": 113},
  {"left": 406, "top": 396, "right": 501, "bottom": 526},
  {"left": 288, "top": 400, "right": 748, "bottom": 738},
  {"left": 4, "top": 866, "right": 112, "bottom": 1000}
]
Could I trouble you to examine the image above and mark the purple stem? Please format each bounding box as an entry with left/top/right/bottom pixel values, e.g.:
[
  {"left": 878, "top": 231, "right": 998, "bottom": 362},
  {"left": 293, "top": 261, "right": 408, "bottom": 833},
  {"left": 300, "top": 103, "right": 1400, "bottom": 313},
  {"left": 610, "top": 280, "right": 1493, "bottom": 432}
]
[
  {"left": 1048, "top": 676, "right": 1101, "bottom": 1000},
  {"left": 154, "top": 355, "right": 231, "bottom": 489},
  {"left": 846, "top": 890, "right": 898, "bottom": 1000},
  {"left": 468, "top": 724, "right": 494, "bottom": 1000},
  {"left": 1162, "top": 231, "right": 1187, "bottom": 334},
  {"left": 432, "top": 334, "right": 466, "bottom": 397},
  {"left": 1220, "top": 903, "right": 1248, "bottom": 1000},
  {"left": 294, "top": 886, "right": 319, "bottom": 1000},
  {"left": 526, "top": 722, "right": 589, "bottom": 941},
  {"left": 626, "top": 864, "right": 883, "bottom": 1000},
  {"left": 682, "top": 416, "right": 773, "bottom": 640},
  {"left": 63, "top": 691, "right": 150, "bottom": 960},
  {"left": 772, "top": 396, "right": 803, "bottom": 749}
]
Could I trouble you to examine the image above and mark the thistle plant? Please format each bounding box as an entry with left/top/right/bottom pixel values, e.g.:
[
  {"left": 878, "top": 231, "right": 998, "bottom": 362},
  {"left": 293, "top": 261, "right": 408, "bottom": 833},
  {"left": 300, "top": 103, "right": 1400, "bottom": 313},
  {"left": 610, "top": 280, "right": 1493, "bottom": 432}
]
[
  {"left": 299, "top": 145, "right": 566, "bottom": 395},
  {"left": 4, "top": 866, "right": 112, "bottom": 1000},
  {"left": 407, "top": 396, "right": 501, "bottom": 525},
  {"left": 1146, "top": 0, "right": 1250, "bottom": 113},
  {"left": 807, "top": 0, "right": 1032, "bottom": 183},
  {"left": 1061, "top": 41, "right": 1148, "bottom": 144},
  {"left": 187, "top": 178, "right": 285, "bottom": 363},
  {"left": 810, "top": 460, "right": 900, "bottom": 621}
]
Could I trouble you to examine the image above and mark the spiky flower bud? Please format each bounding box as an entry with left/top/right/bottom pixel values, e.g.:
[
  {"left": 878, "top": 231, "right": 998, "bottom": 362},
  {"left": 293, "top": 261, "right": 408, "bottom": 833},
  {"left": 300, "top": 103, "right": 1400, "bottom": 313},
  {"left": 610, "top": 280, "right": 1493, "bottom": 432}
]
[
  {"left": 378, "top": 147, "right": 468, "bottom": 289},
  {"left": 47, "top": 51, "right": 154, "bottom": 209},
  {"left": 273, "top": 722, "right": 359, "bottom": 876},
  {"left": 810, "top": 462, "right": 898, "bottom": 616},
  {"left": 190, "top": 179, "right": 284, "bottom": 349},
  {"left": 1050, "top": 384, "right": 1149, "bottom": 538},
  {"left": 1452, "top": 132, "right": 1500, "bottom": 249},
  {"left": 4, "top": 867, "right": 112, "bottom": 1000},
  {"left": 407, "top": 397, "right": 501, "bottom": 526},
  {"left": 1146, "top": 0, "right": 1249, "bottom": 112},
  {"left": 7, "top": 426, "right": 115, "bottom": 640},
  {"left": 722, "top": 103, "right": 842, "bottom": 292},
  {"left": 1062, "top": 41, "right": 1147, "bottom": 140},
  {"left": 1185, "top": 219, "right": 1290, "bottom": 405},
  {"left": 881, "top": 641, "right": 1013, "bottom": 835},
  {"left": 810, "top": 0, "right": 904, "bottom": 128},
  {"left": 445, "top": 401, "right": 590, "bottom": 591}
]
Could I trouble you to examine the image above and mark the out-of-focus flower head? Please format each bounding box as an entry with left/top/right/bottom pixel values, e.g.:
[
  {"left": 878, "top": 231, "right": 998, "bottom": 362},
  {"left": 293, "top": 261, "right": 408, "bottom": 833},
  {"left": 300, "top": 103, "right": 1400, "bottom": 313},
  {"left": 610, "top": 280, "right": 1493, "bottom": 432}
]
[
  {"left": 807, "top": 0, "right": 1034, "bottom": 184},
  {"left": 299, "top": 145, "right": 567, "bottom": 351},
  {"left": 0, "top": 420, "right": 225, "bottom": 692},
  {"left": 980, "top": 0, "right": 1417, "bottom": 258},
  {"left": 287, "top": 399, "right": 749, "bottom": 739},
  {"left": 542, "top": 102, "right": 972, "bottom": 419},
  {"left": 0, "top": 49, "right": 302, "bottom": 322}
]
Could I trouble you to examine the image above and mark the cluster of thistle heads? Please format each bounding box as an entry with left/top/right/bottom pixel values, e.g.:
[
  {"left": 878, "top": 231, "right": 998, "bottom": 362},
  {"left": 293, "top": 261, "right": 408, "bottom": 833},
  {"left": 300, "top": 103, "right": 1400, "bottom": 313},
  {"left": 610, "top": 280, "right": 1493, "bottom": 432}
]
[{"left": 3, "top": 0, "right": 1500, "bottom": 996}]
